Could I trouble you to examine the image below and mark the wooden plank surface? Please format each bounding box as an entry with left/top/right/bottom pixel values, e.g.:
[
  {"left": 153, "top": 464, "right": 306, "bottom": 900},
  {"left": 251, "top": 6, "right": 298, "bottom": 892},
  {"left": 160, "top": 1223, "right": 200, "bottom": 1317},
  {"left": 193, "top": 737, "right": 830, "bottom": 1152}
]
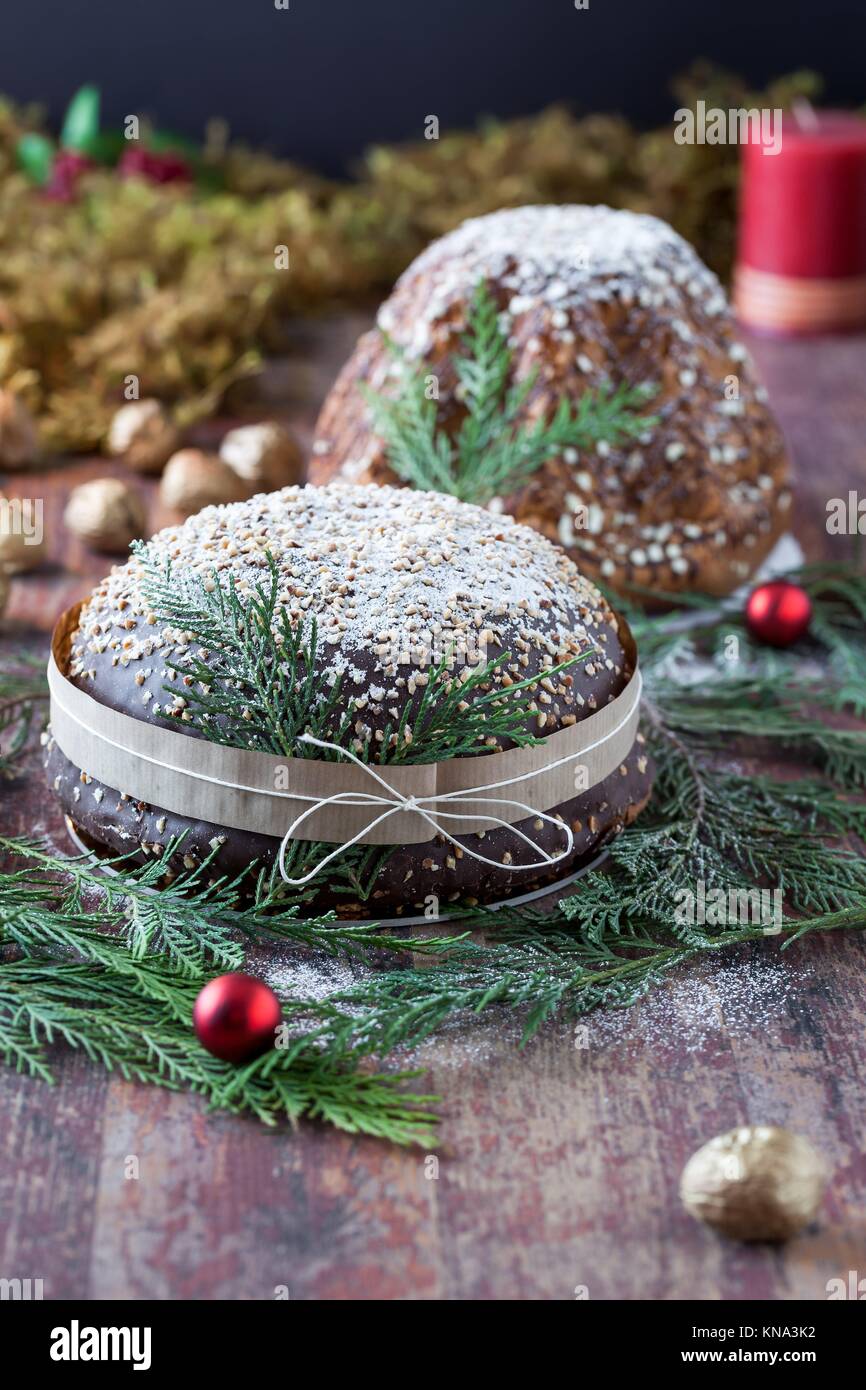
[{"left": 1, "top": 320, "right": 865, "bottom": 1301}]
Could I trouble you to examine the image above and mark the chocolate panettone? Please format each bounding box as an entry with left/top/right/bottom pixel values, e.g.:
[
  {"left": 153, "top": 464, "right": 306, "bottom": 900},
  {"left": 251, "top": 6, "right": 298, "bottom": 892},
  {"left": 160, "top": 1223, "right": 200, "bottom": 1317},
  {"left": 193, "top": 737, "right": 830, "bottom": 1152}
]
[
  {"left": 45, "top": 484, "right": 652, "bottom": 916},
  {"left": 310, "top": 204, "right": 790, "bottom": 601}
]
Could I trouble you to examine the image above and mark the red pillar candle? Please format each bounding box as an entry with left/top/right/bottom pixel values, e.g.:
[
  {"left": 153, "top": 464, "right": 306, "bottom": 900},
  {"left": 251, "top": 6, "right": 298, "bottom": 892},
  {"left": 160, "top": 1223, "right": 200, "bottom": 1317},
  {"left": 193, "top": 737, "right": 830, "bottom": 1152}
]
[{"left": 734, "top": 110, "right": 866, "bottom": 334}]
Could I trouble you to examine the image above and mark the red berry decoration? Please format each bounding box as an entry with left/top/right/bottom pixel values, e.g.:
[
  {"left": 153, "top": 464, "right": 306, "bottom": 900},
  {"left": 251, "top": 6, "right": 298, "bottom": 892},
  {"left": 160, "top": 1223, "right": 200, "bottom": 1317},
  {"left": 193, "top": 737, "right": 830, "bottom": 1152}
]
[
  {"left": 43, "top": 150, "right": 95, "bottom": 202},
  {"left": 193, "top": 973, "right": 281, "bottom": 1064},
  {"left": 745, "top": 579, "right": 812, "bottom": 648},
  {"left": 118, "top": 146, "right": 192, "bottom": 184}
]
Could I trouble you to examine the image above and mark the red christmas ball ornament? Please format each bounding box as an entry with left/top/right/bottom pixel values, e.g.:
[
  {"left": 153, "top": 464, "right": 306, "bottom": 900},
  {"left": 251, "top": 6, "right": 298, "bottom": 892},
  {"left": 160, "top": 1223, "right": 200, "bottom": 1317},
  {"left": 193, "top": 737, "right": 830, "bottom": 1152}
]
[
  {"left": 745, "top": 579, "right": 812, "bottom": 647},
  {"left": 193, "top": 973, "right": 281, "bottom": 1064}
]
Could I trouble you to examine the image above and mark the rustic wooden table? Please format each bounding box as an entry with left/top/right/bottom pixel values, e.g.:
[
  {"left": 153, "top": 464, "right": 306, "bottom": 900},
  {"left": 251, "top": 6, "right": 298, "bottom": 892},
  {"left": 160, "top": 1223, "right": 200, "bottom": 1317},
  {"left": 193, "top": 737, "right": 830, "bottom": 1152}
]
[{"left": 1, "top": 320, "right": 865, "bottom": 1301}]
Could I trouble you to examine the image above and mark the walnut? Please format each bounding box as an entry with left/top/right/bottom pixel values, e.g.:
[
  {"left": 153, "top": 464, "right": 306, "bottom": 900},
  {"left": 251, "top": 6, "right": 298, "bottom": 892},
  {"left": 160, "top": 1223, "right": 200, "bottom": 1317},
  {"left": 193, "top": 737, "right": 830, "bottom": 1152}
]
[
  {"left": 160, "top": 449, "right": 252, "bottom": 516},
  {"left": 219, "top": 421, "right": 304, "bottom": 491},
  {"left": 680, "top": 1126, "right": 827, "bottom": 1242},
  {"left": 0, "top": 493, "right": 47, "bottom": 572},
  {"left": 0, "top": 389, "right": 39, "bottom": 470},
  {"left": 107, "top": 399, "right": 180, "bottom": 475},
  {"left": 64, "top": 478, "right": 148, "bottom": 553}
]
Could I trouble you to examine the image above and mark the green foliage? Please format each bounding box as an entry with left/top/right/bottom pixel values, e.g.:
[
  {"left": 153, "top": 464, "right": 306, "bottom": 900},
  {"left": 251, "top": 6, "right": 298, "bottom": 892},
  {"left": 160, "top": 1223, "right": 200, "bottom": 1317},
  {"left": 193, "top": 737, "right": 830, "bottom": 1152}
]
[
  {"left": 559, "top": 561, "right": 866, "bottom": 950},
  {"left": 0, "top": 951, "right": 438, "bottom": 1144},
  {"left": 137, "top": 547, "right": 351, "bottom": 760},
  {"left": 137, "top": 541, "right": 594, "bottom": 766},
  {"left": 381, "top": 644, "right": 594, "bottom": 765},
  {"left": 15, "top": 131, "right": 54, "bottom": 184},
  {"left": 0, "top": 654, "right": 48, "bottom": 780},
  {"left": 364, "top": 280, "right": 657, "bottom": 506},
  {"left": 0, "top": 834, "right": 464, "bottom": 972},
  {"left": 0, "top": 834, "right": 462, "bottom": 1143},
  {"left": 59, "top": 84, "right": 100, "bottom": 153}
]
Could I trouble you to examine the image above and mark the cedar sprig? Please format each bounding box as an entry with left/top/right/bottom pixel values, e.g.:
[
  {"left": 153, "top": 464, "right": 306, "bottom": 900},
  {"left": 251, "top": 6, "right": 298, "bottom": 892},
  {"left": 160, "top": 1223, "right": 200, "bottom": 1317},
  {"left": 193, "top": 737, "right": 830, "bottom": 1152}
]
[
  {"left": 382, "top": 643, "right": 598, "bottom": 764},
  {"left": 0, "top": 955, "right": 439, "bottom": 1143},
  {"left": 363, "top": 279, "right": 657, "bottom": 506},
  {"left": 289, "top": 907, "right": 866, "bottom": 1054},
  {"left": 137, "top": 540, "right": 597, "bottom": 766},
  {"left": 136, "top": 547, "right": 350, "bottom": 760},
  {"left": 2, "top": 833, "right": 865, "bottom": 1097},
  {"left": 648, "top": 676, "right": 866, "bottom": 787},
  {"left": 0, "top": 652, "right": 48, "bottom": 780},
  {"left": 0, "top": 835, "right": 464, "bottom": 1144},
  {"left": 0, "top": 834, "right": 465, "bottom": 974},
  {"left": 7, "top": 825, "right": 861, "bottom": 1090}
]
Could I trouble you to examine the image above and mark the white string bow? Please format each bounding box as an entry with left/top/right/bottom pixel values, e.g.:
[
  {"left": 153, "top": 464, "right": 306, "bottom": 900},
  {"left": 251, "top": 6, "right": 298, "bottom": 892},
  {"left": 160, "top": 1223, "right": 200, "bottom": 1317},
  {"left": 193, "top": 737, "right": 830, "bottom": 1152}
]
[{"left": 278, "top": 669, "right": 641, "bottom": 886}]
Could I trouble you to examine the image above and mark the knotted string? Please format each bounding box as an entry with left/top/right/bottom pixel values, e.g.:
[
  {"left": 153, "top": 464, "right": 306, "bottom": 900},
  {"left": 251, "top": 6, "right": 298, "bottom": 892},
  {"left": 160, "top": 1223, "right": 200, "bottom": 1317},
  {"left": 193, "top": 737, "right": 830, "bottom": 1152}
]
[
  {"left": 278, "top": 669, "right": 642, "bottom": 886},
  {"left": 47, "top": 616, "right": 640, "bottom": 889}
]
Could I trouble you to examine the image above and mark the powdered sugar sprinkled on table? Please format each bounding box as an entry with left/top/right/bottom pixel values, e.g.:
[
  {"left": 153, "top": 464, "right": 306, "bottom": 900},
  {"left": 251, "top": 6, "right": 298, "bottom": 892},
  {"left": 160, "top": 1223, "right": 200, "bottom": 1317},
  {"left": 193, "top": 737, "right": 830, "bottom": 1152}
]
[{"left": 253, "top": 939, "right": 810, "bottom": 1070}]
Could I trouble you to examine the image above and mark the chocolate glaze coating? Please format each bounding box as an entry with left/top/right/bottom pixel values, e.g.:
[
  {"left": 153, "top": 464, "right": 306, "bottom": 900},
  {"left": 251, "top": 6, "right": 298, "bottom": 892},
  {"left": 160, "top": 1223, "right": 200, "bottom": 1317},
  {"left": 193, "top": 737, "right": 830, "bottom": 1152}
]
[
  {"left": 45, "top": 731, "right": 653, "bottom": 915},
  {"left": 47, "top": 483, "right": 653, "bottom": 915}
]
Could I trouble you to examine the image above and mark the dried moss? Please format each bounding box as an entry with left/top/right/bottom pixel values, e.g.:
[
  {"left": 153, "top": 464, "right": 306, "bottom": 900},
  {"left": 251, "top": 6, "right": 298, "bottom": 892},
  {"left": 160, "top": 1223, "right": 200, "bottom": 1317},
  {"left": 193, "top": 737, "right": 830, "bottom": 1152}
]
[{"left": 0, "top": 66, "right": 827, "bottom": 453}]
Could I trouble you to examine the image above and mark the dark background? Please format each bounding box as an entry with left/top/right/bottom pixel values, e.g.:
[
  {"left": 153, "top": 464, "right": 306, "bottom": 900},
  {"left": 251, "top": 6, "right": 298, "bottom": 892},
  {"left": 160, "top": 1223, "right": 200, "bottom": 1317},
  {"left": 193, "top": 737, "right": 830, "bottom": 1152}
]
[{"left": 3, "top": 0, "right": 865, "bottom": 175}]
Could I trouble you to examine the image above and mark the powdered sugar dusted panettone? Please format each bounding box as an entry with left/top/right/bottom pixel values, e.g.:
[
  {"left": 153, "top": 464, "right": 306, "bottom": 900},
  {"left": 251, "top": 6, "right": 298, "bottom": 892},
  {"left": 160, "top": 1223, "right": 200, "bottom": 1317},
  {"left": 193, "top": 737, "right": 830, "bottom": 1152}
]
[
  {"left": 46, "top": 484, "right": 653, "bottom": 915},
  {"left": 310, "top": 204, "right": 790, "bottom": 600}
]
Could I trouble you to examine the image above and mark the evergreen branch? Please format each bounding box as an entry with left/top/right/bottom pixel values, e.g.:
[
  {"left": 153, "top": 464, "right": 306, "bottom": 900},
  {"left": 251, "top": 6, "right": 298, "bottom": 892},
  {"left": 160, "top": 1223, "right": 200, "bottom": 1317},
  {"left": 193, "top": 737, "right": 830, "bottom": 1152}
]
[
  {"left": 363, "top": 279, "right": 657, "bottom": 506},
  {"left": 0, "top": 654, "right": 47, "bottom": 780},
  {"left": 0, "top": 698, "right": 35, "bottom": 780},
  {"left": 383, "top": 643, "right": 597, "bottom": 764},
  {"left": 0, "top": 652, "right": 49, "bottom": 705},
  {"left": 0, "top": 835, "right": 465, "bottom": 971},
  {"left": 137, "top": 541, "right": 596, "bottom": 767},
  {"left": 0, "top": 840, "right": 450, "bottom": 1144},
  {"left": 136, "top": 546, "right": 350, "bottom": 759},
  {"left": 0, "top": 958, "right": 438, "bottom": 1144},
  {"left": 269, "top": 906, "right": 866, "bottom": 1059},
  {"left": 652, "top": 676, "right": 866, "bottom": 786}
]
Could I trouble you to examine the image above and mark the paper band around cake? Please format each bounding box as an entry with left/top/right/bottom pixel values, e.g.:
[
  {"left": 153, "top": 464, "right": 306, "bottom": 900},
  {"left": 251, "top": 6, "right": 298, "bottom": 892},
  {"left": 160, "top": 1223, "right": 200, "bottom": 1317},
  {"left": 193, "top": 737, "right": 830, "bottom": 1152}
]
[{"left": 49, "top": 600, "right": 641, "bottom": 851}]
